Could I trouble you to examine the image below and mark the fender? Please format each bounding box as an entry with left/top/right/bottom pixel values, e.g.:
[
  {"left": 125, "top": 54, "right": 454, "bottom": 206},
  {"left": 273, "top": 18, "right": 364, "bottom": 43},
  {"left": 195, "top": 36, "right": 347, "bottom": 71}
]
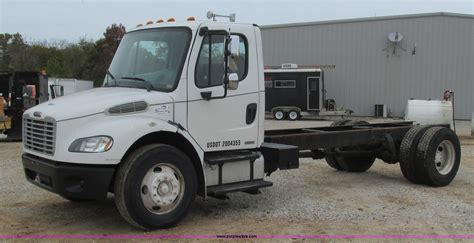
[
  {"left": 49, "top": 114, "right": 182, "bottom": 164},
  {"left": 124, "top": 129, "right": 207, "bottom": 197}
]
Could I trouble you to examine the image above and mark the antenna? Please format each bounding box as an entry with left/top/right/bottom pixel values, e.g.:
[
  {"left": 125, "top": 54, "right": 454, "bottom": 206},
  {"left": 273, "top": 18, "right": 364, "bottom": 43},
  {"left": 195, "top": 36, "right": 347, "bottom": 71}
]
[{"left": 206, "top": 11, "right": 236, "bottom": 22}]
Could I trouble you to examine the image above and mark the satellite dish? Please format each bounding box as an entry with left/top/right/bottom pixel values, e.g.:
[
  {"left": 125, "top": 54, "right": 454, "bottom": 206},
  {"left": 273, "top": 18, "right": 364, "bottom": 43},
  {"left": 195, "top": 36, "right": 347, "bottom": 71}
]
[{"left": 388, "top": 32, "right": 403, "bottom": 43}]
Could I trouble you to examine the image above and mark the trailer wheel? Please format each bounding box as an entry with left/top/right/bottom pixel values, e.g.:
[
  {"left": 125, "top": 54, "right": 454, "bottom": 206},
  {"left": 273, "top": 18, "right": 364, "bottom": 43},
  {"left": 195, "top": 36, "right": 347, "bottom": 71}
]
[
  {"left": 324, "top": 119, "right": 352, "bottom": 170},
  {"left": 114, "top": 144, "right": 197, "bottom": 230},
  {"left": 415, "top": 127, "right": 461, "bottom": 187},
  {"left": 288, "top": 110, "right": 300, "bottom": 121},
  {"left": 335, "top": 120, "right": 375, "bottom": 172},
  {"left": 399, "top": 126, "right": 430, "bottom": 184},
  {"left": 273, "top": 110, "right": 286, "bottom": 120}
]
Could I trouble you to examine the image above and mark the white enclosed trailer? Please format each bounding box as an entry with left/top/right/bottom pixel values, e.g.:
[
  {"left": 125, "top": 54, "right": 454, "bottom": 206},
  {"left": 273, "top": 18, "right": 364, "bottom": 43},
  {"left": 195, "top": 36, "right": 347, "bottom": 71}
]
[
  {"left": 48, "top": 78, "right": 94, "bottom": 99},
  {"left": 21, "top": 17, "right": 461, "bottom": 230}
]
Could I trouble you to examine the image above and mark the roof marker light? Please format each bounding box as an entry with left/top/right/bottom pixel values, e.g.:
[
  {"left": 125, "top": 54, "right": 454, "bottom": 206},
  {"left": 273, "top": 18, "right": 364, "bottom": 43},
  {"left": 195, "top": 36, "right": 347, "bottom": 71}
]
[
  {"left": 187, "top": 16, "right": 195, "bottom": 21},
  {"left": 167, "top": 17, "right": 175, "bottom": 22},
  {"left": 156, "top": 19, "right": 164, "bottom": 23},
  {"left": 146, "top": 20, "right": 154, "bottom": 25},
  {"left": 136, "top": 24, "right": 143, "bottom": 27}
]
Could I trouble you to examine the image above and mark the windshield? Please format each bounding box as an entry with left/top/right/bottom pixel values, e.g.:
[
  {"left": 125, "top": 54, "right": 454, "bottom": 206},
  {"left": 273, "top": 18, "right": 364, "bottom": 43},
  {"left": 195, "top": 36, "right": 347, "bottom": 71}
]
[{"left": 106, "top": 27, "right": 191, "bottom": 92}]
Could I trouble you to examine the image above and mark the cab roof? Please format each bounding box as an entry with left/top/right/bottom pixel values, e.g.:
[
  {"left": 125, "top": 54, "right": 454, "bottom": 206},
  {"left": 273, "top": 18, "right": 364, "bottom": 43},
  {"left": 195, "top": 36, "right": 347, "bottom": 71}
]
[{"left": 131, "top": 20, "right": 257, "bottom": 32}]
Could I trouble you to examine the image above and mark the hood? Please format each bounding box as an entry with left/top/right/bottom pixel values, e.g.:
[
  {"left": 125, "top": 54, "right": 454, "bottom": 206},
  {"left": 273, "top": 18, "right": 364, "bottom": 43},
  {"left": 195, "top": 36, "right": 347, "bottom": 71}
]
[{"left": 25, "top": 87, "right": 174, "bottom": 121}]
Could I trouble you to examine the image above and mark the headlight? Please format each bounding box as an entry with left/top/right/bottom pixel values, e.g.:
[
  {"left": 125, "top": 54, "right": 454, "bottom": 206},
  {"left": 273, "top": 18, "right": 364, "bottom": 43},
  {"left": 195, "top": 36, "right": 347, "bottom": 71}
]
[{"left": 69, "top": 136, "right": 113, "bottom": 153}]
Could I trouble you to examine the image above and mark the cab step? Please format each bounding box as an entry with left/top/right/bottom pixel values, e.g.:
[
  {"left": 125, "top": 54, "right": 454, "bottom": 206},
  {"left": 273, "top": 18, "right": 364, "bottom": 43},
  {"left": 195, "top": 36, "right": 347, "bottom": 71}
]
[
  {"left": 207, "top": 180, "right": 273, "bottom": 197},
  {"left": 204, "top": 150, "right": 260, "bottom": 165}
]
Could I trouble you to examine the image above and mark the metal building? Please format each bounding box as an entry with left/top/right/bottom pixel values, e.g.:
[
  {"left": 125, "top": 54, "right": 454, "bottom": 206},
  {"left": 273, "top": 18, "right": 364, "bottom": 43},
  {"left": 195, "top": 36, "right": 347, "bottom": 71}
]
[{"left": 261, "top": 12, "right": 474, "bottom": 119}]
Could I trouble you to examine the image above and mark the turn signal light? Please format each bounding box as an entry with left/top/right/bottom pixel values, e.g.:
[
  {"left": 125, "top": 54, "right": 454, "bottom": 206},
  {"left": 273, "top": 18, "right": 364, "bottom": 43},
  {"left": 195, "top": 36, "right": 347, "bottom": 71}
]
[
  {"left": 167, "top": 17, "right": 175, "bottom": 22},
  {"left": 187, "top": 16, "right": 195, "bottom": 21}
]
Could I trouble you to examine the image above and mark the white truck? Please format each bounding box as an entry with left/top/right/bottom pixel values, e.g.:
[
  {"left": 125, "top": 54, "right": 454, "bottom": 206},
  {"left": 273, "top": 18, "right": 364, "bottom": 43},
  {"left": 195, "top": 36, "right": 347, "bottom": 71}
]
[{"left": 21, "top": 17, "right": 461, "bottom": 230}]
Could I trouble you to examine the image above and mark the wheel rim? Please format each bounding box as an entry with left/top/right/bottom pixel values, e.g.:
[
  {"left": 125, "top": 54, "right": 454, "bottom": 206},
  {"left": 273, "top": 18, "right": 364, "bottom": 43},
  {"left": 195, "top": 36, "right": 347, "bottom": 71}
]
[
  {"left": 275, "top": 111, "right": 284, "bottom": 120},
  {"left": 140, "top": 163, "right": 185, "bottom": 215},
  {"left": 289, "top": 111, "right": 298, "bottom": 120},
  {"left": 434, "top": 140, "right": 455, "bottom": 175}
]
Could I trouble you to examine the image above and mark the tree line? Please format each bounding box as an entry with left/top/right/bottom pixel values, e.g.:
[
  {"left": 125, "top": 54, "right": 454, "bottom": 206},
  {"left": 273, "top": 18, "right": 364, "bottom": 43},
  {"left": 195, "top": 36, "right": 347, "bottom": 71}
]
[{"left": 0, "top": 24, "right": 126, "bottom": 87}]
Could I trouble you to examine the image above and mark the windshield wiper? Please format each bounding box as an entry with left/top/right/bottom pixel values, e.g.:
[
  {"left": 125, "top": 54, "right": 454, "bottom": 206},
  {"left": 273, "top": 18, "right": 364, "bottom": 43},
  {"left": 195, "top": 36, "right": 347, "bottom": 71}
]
[
  {"left": 106, "top": 70, "right": 117, "bottom": 87},
  {"left": 121, "top": 76, "right": 154, "bottom": 92}
]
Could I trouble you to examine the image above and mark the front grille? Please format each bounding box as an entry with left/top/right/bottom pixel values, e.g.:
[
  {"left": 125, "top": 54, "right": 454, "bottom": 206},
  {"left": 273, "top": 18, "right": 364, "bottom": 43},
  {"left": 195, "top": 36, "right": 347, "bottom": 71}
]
[{"left": 23, "top": 118, "right": 56, "bottom": 155}]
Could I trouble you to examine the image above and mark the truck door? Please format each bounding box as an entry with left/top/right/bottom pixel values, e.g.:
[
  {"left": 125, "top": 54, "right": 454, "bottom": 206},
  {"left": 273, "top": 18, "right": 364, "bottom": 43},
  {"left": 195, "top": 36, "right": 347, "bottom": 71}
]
[
  {"left": 307, "top": 76, "right": 320, "bottom": 110},
  {"left": 187, "top": 24, "right": 260, "bottom": 152}
]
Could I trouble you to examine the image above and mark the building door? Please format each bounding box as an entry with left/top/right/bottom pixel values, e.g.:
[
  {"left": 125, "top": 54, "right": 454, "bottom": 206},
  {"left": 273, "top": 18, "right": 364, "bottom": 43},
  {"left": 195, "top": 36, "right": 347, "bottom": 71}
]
[{"left": 307, "top": 77, "right": 320, "bottom": 110}]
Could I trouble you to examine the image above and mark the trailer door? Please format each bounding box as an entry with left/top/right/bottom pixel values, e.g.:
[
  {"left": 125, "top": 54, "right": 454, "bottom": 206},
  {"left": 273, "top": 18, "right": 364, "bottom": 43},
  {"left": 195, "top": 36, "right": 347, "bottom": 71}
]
[{"left": 307, "top": 77, "right": 320, "bottom": 110}]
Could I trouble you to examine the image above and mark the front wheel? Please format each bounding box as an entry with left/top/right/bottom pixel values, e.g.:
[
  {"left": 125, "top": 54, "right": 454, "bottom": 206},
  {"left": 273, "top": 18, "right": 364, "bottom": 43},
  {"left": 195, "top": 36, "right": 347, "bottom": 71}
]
[{"left": 114, "top": 144, "right": 197, "bottom": 230}]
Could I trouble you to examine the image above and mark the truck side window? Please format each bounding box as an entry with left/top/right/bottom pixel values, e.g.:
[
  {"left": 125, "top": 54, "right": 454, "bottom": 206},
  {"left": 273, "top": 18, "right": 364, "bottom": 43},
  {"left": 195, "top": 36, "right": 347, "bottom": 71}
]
[{"left": 195, "top": 34, "right": 247, "bottom": 88}]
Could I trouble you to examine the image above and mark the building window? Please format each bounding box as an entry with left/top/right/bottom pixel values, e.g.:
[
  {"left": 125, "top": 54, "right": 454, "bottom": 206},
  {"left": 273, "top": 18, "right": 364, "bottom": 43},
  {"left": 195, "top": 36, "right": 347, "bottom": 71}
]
[
  {"left": 195, "top": 34, "right": 248, "bottom": 88},
  {"left": 274, "top": 80, "right": 296, "bottom": 88},
  {"left": 265, "top": 80, "right": 273, "bottom": 88}
]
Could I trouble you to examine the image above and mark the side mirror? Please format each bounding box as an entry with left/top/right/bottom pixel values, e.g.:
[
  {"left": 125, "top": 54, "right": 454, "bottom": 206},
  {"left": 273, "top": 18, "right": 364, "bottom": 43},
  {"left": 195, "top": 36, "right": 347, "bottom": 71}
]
[
  {"left": 227, "top": 73, "right": 239, "bottom": 90},
  {"left": 229, "top": 35, "right": 240, "bottom": 56}
]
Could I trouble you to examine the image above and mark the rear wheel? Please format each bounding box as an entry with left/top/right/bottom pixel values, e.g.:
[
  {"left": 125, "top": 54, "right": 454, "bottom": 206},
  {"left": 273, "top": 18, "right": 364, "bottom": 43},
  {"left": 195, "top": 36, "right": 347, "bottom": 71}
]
[
  {"left": 326, "top": 120, "right": 376, "bottom": 172},
  {"left": 324, "top": 120, "right": 352, "bottom": 171},
  {"left": 61, "top": 196, "right": 93, "bottom": 202},
  {"left": 114, "top": 144, "right": 197, "bottom": 230},
  {"left": 273, "top": 110, "right": 285, "bottom": 120},
  {"left": 335, "top": 156, "right": 375, "bottom": 173},
  {"left": 288, "top": 110, "right": 300, "bottom": 121},
  {"left": 415, "top": 127, "right": 460, "bottom": 187},
  {"left": 399, "top": 126, "right": 430, "bottom": 184}
]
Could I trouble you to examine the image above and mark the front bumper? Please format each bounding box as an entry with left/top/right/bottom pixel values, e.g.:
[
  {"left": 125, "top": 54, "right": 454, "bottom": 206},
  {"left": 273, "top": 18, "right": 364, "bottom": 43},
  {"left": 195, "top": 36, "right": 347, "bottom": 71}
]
[{"left": 22, "top": 153, "right": 115, "bottom": 200}]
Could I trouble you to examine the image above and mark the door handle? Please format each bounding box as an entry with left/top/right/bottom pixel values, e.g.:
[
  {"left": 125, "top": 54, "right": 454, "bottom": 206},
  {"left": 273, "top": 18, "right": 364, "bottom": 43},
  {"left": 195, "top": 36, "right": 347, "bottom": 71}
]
[
  {"left": 246, "top": 103, "right": 257, "bottom": 125},
  {"left": 201, "top": 91, "right": 212, "bottom": 100}
]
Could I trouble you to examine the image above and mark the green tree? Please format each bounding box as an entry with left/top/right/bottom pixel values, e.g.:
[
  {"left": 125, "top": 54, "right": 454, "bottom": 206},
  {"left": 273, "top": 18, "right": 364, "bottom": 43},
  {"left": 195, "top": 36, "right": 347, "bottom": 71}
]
[{"left": 0, "top": 23, "right": 126, "bottom": 86}]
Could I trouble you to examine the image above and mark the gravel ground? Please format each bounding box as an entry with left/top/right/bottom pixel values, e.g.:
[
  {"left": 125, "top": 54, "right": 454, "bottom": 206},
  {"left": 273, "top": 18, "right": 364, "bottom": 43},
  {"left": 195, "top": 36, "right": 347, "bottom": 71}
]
[{"left": 0, "top": 120, "right": 472, "bottom": 236}]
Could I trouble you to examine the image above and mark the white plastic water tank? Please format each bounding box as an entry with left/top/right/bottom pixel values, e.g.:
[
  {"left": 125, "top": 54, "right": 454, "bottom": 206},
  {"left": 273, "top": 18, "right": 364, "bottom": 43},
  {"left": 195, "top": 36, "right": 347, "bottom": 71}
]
[{"left": 405, "top": 99, "right": 454, "bottom": 129}]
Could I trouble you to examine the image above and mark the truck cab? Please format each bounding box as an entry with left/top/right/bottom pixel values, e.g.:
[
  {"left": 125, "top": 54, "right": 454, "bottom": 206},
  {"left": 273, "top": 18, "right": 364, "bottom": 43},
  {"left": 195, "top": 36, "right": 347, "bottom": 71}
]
[{"left": 22, "top": 19, "right": 272, "bottom": 229}]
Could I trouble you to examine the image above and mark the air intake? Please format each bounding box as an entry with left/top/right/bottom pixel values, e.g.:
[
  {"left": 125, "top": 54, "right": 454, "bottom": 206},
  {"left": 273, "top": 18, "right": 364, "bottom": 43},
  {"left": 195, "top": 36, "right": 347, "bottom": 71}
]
[{"left": 107, "top": 101, "right": 148, "bottom": 115}]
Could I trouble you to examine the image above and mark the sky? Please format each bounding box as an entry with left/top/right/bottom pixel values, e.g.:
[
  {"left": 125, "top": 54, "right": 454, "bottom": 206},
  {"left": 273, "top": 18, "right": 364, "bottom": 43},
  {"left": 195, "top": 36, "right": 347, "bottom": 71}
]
[{"left": 0, "top": 0, "right": 473, "bottom": 42}]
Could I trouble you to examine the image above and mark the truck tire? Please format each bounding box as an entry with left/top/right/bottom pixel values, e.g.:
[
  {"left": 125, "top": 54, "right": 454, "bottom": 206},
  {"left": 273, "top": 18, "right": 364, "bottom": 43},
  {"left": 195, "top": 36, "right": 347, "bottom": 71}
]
[
  {"left": 288, "top": 110, "right": 300, "bottom": 121},
  {"left": 333, "top": 120, "right": 375, "bottom": 173},
  {"left": 415, "top": 127, "right": 461, "bottom": 187},
  {"left": 324, "top": 119, "right": 352, "bottom": 170},
  {"left": 336, "top": 156, "right": 375, "bottom": 172},
  {"left": 399, "top": 126, "right": 430, "bottom": 184},
  {"left": 114, "top": 144, "right": 197, "bottom": 230},
  {"left": 273, "top": 110, "right": 285, "bottom": 120},
  {"left": 61, "top": 196, "right": 93, "bottom": 202}
]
